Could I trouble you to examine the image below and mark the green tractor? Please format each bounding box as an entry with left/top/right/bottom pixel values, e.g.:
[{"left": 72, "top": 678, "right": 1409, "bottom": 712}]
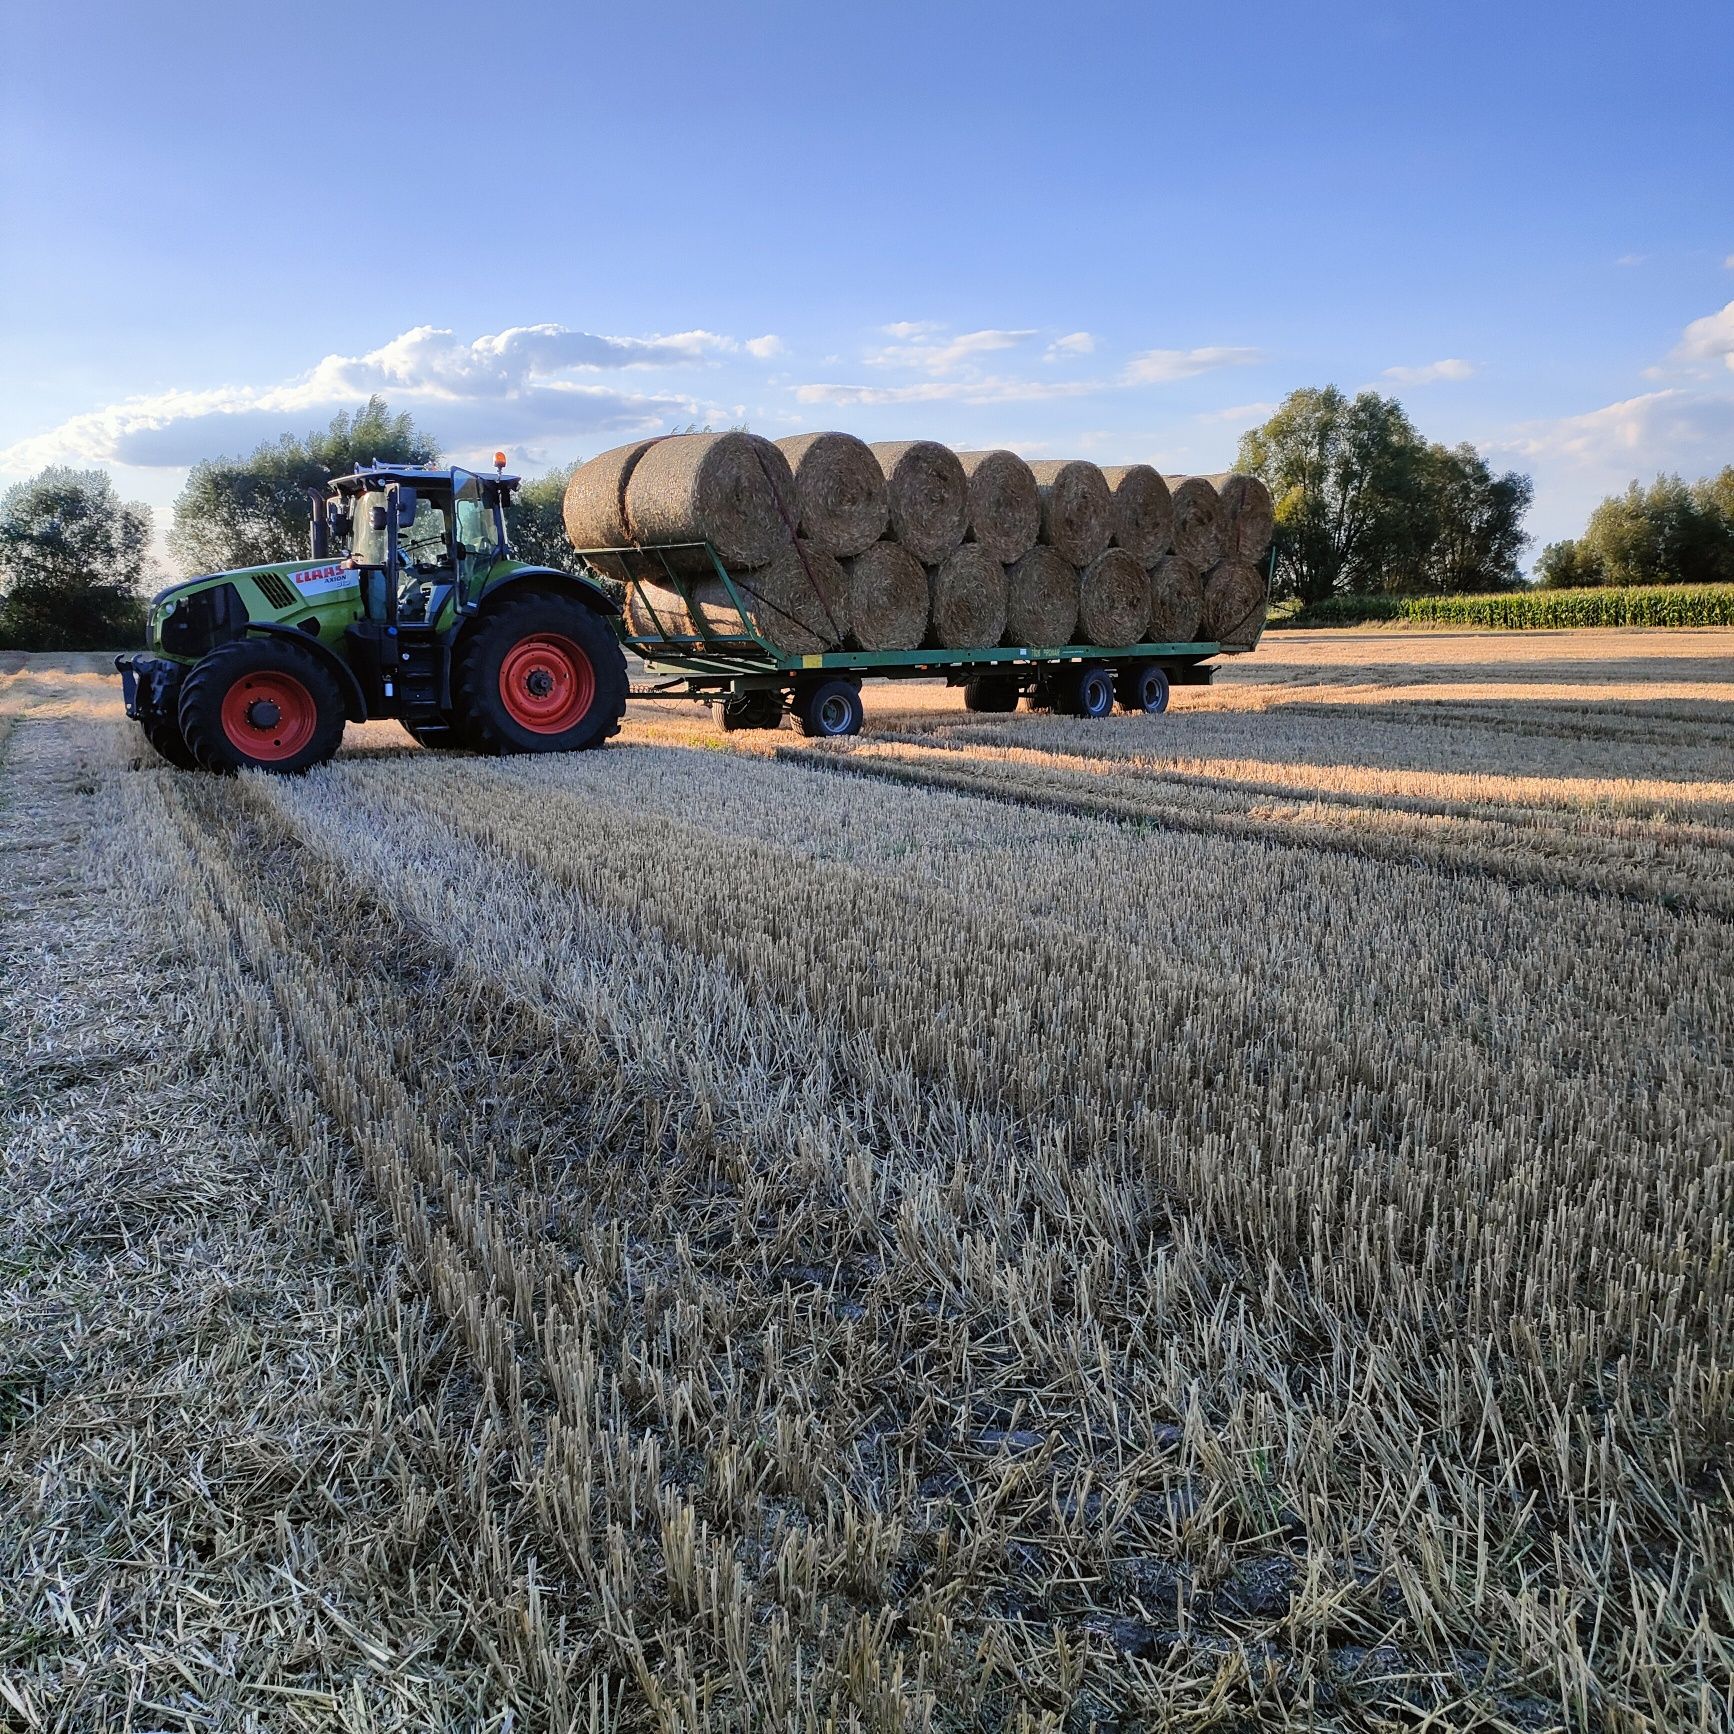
[{"left": 118, "top": 459, "right": 627, "bottom": 772}]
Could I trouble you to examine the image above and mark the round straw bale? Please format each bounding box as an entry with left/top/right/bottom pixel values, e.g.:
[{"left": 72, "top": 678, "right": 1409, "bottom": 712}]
[
  {"left": 1027, "top": 460, "right": 1113, "bottom": 564},
  {"left": 563, "top": 436, "right": 668, "bottom": 585},
  {"left": 622, "top": 431, "right": 796, "bottom": 570},
  {"left": 955, "top": 450, "right": 1040, "bottom": 562},
  {"left": 1003, "top": 545, "right": 1079, "bottom": 647},
  {"left": 1164, "top": 475, "right": 1224, "bottom": 568},
  {"left": 625, "top": 540, "right": 849, "bottom": 656},
  {"left": 1077, "top": 548, "right": 1150, "bottom": 647},
  {"left": 1202, "top": 558, "right": 1268, "bottom": 649},
  {"left": 844, "top": 540, "right": 928, "bottom": 651},
  {"left": 928, "top": 544, "right": 1007, "bottom": 649},
  {"left": 1147, "top": 555, "right": 1204, "bottom": 643},
  {"left": 774, "top": 432, "right": 888, "bottom": 557},
  {"left": 1098, "top": 465, "right": 1173, "bottom": 565},
  {"left": 1203, "top": 471, "right": 1275, "bottom": 561},
  {"left": 868, "top": 441, "right": 968, "bottom": 563}
]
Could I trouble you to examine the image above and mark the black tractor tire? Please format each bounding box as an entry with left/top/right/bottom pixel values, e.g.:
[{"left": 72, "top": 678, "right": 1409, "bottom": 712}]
[
  {"left": 141, "top": 714, "right": 201, "bottom": 770},
  {"left": 796, "top": 678, "right": 865, "bottom": 739},
  {"left": 1053, "top": 662, "right": 1115, "bottom": 719},
  {"left": 1115, "top": 663, "right": 1171, "bottom": 715},
  {"left": 963, "top": 675, "right": 1020, "bottom": 713},
  {"left": 455, "top": 591, "right": 627, "bottom": 755},
  {"left": 401, "top": 719, "right": 466, "bottom": 749},
  {"left": 713, "top": 691, "right": 784, "bottom": 731},
  {"left": 179, "top": 638, "right": 347, "bottom": 775}
]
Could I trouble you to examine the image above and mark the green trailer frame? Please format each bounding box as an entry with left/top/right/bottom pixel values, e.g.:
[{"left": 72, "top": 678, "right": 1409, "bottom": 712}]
[{"left": 583, "top": 541, "right": 1262, "bottom": 708}]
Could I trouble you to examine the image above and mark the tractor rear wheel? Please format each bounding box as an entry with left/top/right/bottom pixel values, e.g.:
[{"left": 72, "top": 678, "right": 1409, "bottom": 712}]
[
  {"left": 456, "top": 591, "right": 627, "bottom": 755},
  {"left": 141, "top": 714, "right": 201, "bottom": 770},
  {"left": 179, "top": 638, "right": 347, "bottom": 774}
]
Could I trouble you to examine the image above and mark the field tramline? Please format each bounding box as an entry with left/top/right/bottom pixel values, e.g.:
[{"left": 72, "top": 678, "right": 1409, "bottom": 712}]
[{"left": 1, "top": 630, "right": 1730, "bottom": 1732}]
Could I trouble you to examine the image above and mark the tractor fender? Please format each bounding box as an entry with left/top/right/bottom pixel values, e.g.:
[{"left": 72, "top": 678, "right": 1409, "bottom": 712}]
[
  {"left": 245, "top": 620, "right": 370, "bottom": 721},
  {"left": 473, "top": 566, "right": 621, "bottom": 617}
]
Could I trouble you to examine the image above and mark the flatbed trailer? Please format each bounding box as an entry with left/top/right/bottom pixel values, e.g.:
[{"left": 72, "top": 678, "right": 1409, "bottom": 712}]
[{"left": 582, "top": 541, "right": 1265, "bottom": 737}]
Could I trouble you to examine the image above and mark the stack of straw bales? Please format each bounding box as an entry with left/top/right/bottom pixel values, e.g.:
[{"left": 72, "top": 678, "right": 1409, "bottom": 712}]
[{"left": 563, "top": 430, "right": 1270, "bottom": 654}]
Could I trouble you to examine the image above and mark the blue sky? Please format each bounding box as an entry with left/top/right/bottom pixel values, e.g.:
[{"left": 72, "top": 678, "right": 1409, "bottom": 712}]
[{"left": 3, "top": 0, "right": 1731, "bottom": 572}]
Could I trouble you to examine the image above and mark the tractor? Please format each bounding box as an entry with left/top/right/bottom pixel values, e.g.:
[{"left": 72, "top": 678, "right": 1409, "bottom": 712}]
[{"left": 118, "top": 458, "right": 628, "bottom": 773}]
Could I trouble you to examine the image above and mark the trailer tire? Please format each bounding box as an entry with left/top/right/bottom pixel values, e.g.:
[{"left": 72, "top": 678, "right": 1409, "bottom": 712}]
[
  {"left": 1116, "top": 663, "right": 1170, "bottom": 714},
  {"left": 963, "top": 675, "right": 1020, "bottom": 713},
  {"left": 141, "top": 715, "right": 201, "bottom": 770},
  {"left": 714, "top": 691, "right": 784, "bottom": 731},
  {"left": 456, "top": 592, "right": 627, "bottom": 755},
  {"left": 797, "top": 678, "right": 864, "bottom": 738},
  {"left": 1053, "top": 662, "right": 1115, "bottom": 719},
  {"left": 179, "top": 638, "right": 347, "bottom": 774}
]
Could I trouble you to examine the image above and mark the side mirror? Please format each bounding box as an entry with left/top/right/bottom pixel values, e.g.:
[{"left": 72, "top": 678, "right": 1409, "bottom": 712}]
[
  {"left": 368, "top": 504, "right": 389, "bottom": 532},
  {"left": 396, "top": 490, "right": 418, "bottom": 529}
]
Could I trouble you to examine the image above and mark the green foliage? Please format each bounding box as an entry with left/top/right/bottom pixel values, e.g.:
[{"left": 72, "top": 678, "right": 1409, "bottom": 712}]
[
  {"left": 169, "top": 396, "right": 440, "bottom": 575},
  {"left": 0, "top": 467, "right": 152, "bottom": 650},
  {"left": 1539, "top": 469, "right": 1734, "bottom": 588},
  {"left": 1534, "top": 539, "right": 1604, "bottom": 589},
  {"left": 506, "top": 460, "right": 580, "bottom": 574},
  {"left": 1236, "top": 388, "right": 1531, "bottom": 603},
  {"left": 1275, "top": 584, "right": 1734, "bottom": 630}
]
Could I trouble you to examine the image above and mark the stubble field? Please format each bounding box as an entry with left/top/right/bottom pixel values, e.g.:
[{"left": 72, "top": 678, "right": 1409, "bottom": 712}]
[{"left": 2, "top": 629, "right": 1730, "bottom": 1732}]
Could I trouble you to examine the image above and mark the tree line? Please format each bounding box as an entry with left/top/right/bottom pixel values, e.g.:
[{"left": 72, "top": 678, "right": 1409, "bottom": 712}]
[{"left": 2, "top": 387, "right": 1729, "bottom": 649}]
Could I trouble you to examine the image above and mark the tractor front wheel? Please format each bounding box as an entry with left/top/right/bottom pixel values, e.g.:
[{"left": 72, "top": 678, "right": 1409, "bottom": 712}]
[
  {"left": 141, "top": 713, "right": 201, "bottom": 770},
  {"left": 179, "top": 638, "right": 347, "bottom": 774},
  {"left": 455, "top": 592, "right": 627, "bottom": 755}
]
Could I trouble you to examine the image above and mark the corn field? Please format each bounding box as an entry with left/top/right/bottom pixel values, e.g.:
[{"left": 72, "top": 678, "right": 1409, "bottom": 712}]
[
  {"left": 2, "top": 632, "right": 1731, "bottom": 1733},
  {"left": 1279, "top": 584, "right": 1734, "bottom": 630}
]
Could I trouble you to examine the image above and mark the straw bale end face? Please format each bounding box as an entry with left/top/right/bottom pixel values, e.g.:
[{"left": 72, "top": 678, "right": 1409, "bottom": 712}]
[
  {"left": 1203, "top": 558, "right": 1268, "bottom": 649},
  {"left": 1100, "top": 465, "right": 1174, "bottom": 565},
  {"left": 928, "top": 543, "right": 1008, "bottom": 648},
  {"left": 1004, "top": 545, "right": 1079, "bottom": 647},
  {"left": 844, "top": 540, "right": 929, "bottom": 652},
  {"left": 955, "top": 450, "right": 1041, "bottom": 563},
  {"left": 774, "top": 432, "right": 889, "bottom": 558},
  {"left": 1077, "top": 548, "right": 1150, "bottom": 647},
  {"left": 623, "top": 432, "right": 797, "bottom": 570},
  {"left": 1165, "top": 476, "right": 1225, "bottom": 569},
  {"left": 1148, "top": 555, "right": 1204, "bottom": 644},
  {"left": 1027, "top": 460, "right": 1113, "bottom": 565},
  {"left": 869, "top": 441, "right": 969, "bottom": 564}
]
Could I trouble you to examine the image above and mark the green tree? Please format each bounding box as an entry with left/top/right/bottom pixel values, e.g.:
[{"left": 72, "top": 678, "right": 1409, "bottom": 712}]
[
  {"left": 170, "top": 396, "right": 440, "bottom": 575},
  {"left": 506, "top": 460, "right": 580, "bottom": 573},
  {"left": 0, "top": 467, "right": 152, "bottom": 650},
  {"left": 1568, "top": 472, "right": 1734, "bottom": 587},
  {"left": 1235, "top": 388, "right": 1429, "bottom": 603},
  {"left": 1534, "top": 539, "right": 1605, "bottom": 589},
  {"left": 1238, "top": 389, "right": 1533, "bottom": 600}
]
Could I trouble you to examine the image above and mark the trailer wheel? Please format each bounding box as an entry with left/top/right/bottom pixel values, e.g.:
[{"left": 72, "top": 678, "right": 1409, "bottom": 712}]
[
  {"left": 797, "top": 678, "right": 864, "bottom": 738},
  {"left": 1054, "top": 663, "right": 1115, "bottom": 719},
  {"left": 963, "top": 675, "right": 1020, "bottom": 713},
  {"left": 456, "top": 592, "right": 627, "bottom": 755},
  {"left": 141, "top": 714, "right": 201, "bottom": 770},
  {"left": 179, "top": 638, "right": 347, "bottom": 774},
  {"left": 1116, "top": 663, "right": 1171, "bottom": 715},
  {"left": 714, "top": 691, "right": 784, "bottom": 731}
]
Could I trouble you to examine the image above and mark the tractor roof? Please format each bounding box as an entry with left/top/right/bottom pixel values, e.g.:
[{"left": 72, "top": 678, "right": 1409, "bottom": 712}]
[{"left": 327, "top": 463, "right": 521, "bottom": 495}]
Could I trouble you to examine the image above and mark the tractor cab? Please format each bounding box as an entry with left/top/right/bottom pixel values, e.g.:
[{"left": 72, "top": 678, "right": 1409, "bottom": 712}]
[{"left": 316, "top": 463, "right": 519, "bottom": 630}]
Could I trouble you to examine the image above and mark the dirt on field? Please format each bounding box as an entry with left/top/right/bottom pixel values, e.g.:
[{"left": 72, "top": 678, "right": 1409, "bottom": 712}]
[{"left": 3, "top": 631, "right": 1731, "bottom": 1732}]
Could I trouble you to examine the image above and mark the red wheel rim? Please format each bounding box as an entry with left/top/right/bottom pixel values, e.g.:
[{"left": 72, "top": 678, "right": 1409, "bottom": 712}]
[
  {"left": 499, "top": 632, "right": 595, "bottom": 733},
  {"left": 219, "top": 670, "right": 318, "bottom": 762}
]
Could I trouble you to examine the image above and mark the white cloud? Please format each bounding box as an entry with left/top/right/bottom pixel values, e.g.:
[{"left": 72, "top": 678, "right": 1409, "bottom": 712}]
[
  {"left": 1200, "top": 400, "right": 1278, "bottom": 424},
  {"left": 1615, "top": 253, "right": 1647, "bottom": 268},
  {"left": 795, "top": 374, "right": 1100, "bottom": 408},
  {"left": 1723, "top": 254, "right": 1734, "bottom": 270},
  {"left": 880, "top": 321, "right": 940, "bottom": 340},
  {"left": 866, "top": 327, "right": 1037, "bottom": 375},
  {"left": 745, "top": 334, "right": 785, "bottom": 359},
  {"left": 1674, "top": 300, "right": 1734, "bottom": 371},
  {"left": 1120, "top": 346, "right": 1263, "bottom": 384},
  {"left": 1045, "top": 331, "right": 1095, "bottom": 359},
  {"left": 1382, "top": 358, "right": 1477, "bottom": 385},
  {"left": 0, "top": 321, "right": 786, "bottom": 472}
]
